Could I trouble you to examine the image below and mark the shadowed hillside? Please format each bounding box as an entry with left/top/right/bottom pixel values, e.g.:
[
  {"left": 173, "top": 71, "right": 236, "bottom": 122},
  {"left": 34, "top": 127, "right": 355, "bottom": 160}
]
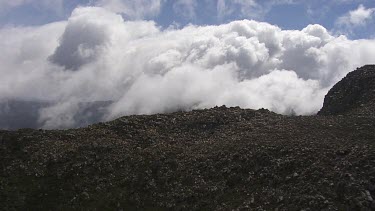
[
  {"left": 319, "top": 65, "right": 375, "bottom": 116},
  {"left": 1, "top": 66, "right": 375, "bottom": 210},
  {"left": 0, "top": 100, "right": 111, "bottom": 130}
]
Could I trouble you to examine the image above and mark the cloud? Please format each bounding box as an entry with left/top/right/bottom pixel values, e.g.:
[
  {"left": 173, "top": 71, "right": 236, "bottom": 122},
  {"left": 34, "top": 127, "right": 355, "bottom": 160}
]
[
  {"left": 1, "top": 6, "right": 375, "bottom": 129},
  {"left": 217, "top": 0, "right": 260, "bottom": 21},
  {"left": 335, "top": 4, "right": 375, "bottom": 35},
  {"left": 95, "top": 0, "right": 165, "bottom": 19},
  {"left": 216, "top": 0, "right": 296, "bottom": 21},
  {"left": 305, "top": 1, "right": 367, "bottom": 25},
  {"left": 49, "top": 7, "right": 123, "bottom": 70}
]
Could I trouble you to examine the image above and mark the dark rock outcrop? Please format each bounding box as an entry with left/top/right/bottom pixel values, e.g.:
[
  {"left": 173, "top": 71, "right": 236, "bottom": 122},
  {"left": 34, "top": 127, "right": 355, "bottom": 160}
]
[{"left": 318, "top": 65, "right": 375, "bottom": 116}]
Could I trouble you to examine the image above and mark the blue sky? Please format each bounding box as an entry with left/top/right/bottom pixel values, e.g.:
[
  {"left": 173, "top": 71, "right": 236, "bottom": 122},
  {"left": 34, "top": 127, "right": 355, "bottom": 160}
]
[{"left": 0, "top": 0, "right": 374, "bottom": 39}]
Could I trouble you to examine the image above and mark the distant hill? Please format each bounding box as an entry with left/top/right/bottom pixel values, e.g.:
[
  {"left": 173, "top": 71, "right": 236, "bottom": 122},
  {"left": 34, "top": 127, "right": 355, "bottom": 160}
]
[
  {"left": 0, "top": 100, "right": 111, "bottom": 130},
  {"left": 0, "top": 100, "right": 49, "bottom": 130},
  {"left": 0, "top": 66, "right": 374, "bottom": 210},
  {"left": 319, "top": 65, "right": 375, "bottom": 116}
]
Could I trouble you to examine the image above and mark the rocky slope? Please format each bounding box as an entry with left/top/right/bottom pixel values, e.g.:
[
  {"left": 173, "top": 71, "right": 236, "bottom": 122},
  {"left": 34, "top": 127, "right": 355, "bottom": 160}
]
[
  {"left": 318, "top": 65, "right": 375, "bottom": 116},
  {"left": 1, "top": 66, "right": 375, "bottom": 210}
]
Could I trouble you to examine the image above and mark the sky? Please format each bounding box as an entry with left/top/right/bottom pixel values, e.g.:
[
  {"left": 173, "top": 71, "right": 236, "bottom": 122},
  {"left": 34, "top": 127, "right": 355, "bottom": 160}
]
[
  {"left": 1, "top": 0, "right": 375, "bottom": 129},
  {"left": 1, "top": 0, "right": 375, "bottom": 38}
]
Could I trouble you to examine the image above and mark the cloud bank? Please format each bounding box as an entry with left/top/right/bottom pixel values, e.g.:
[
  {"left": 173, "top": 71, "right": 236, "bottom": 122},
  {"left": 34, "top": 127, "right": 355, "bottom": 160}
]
[{"left": 1, "top": 6, "right": 375, "bottom": 129}]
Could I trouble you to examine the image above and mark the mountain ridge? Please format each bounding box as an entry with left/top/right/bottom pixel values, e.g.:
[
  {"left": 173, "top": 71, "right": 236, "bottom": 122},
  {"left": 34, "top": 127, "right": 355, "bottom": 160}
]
[{"left": 318, "top": 64, "right": 375, "bottom": 116}]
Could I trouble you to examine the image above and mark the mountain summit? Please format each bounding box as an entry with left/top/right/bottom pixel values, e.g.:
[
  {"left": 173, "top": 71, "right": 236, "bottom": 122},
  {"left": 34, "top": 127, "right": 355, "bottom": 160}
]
[{"left": 319, "top": 65, "right": 375, "bottom": 116}]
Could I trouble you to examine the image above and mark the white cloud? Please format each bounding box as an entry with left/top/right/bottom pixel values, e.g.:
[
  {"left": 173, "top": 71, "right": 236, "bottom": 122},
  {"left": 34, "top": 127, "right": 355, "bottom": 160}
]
[
  {"left": 335, "top": 4, "right": 375, "bottom": 34},
  {"left": 217, "top": 0, "right": 260, "bottom": 21},
  {"left": 216, "top": 0, "right": 296, "bottom": 21},
  {"left": 303, "top": 1, "right": 366, "bottom": 24},
  {"left": 1, "top": 6, "right": 375, "bottom": 128},
  {"left": 49, "top": 7, "right": 124, "bottom": 70},
  {"left": 95, "top": 0, "right": 165, "bottom": 19}
]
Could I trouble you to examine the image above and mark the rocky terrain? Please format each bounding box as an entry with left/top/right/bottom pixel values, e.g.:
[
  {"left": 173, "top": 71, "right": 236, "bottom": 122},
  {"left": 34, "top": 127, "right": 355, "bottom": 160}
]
[
  {"left": 1, "top": 65, "right": 375, "bottom": 210},
  {"left": 318, "top": 65, "right": 375, "bottom": 117}
]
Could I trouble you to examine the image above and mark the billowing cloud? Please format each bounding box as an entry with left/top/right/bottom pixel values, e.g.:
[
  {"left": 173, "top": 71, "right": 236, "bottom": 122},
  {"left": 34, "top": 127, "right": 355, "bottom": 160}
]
[
  {"left": 49, "top": 7, "right": 123, "bottom": 70},
  {"left": 335, "top": 4, "right": 375, "bottom": 34},
  {"left": 1, "top": 6, "right": 375, "bottom": 129}
]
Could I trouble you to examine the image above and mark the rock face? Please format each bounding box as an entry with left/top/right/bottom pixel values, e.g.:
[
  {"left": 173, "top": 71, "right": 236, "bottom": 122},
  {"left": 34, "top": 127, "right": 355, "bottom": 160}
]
[
  {"left": 0, "top": 66, "right": 375, "bottom": 210},
  {"left": 319, "top": 65, "right": 375, "bottom": 116}
]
